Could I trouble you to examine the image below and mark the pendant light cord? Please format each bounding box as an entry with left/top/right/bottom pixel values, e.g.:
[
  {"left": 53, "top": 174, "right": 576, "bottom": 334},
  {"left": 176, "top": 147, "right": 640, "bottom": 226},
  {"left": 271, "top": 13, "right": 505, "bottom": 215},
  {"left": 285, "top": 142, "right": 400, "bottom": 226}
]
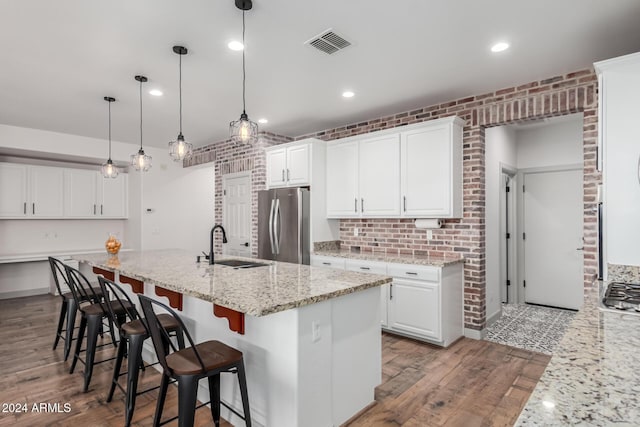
[
  {"left": 179, "top": 52, "right": 183, "bottom": 134},
  {"left": 242, "top": 9, "right": 246, "bottom": 114},
  {"left": 139, "top": 79, "right": 143, "bottom": 150},
  {"left": 108, "top": 101, "right": 112, "bottom": 159}
]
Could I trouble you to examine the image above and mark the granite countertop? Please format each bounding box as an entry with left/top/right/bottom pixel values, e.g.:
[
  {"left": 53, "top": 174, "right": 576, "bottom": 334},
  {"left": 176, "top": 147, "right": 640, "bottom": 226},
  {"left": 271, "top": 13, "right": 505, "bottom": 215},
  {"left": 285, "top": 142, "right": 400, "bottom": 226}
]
[
  {"left": 73, "top": 249, "right": 391, "bottom": 317},
  {"left": 313, "top": 248, "right": 464, "bottom": 267},
  {"left": 515, "top": 280, "right": 640, "bottom": 425}
]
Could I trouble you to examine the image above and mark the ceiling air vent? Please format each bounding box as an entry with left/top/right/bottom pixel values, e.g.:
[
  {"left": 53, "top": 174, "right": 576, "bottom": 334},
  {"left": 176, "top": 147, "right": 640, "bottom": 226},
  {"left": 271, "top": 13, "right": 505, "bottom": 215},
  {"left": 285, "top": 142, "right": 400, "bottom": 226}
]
[{"left": 306, "top": 29, "right": 351, "bottom": 55}]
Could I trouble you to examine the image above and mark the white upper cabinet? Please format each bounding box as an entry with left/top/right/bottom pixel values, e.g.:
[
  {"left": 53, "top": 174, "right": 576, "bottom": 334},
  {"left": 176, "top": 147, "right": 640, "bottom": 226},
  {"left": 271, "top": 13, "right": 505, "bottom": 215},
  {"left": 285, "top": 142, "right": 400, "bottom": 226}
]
[
  {"left": 0, "top": 162, "right": 127, "bottom": 219},
  {"left": 326, "top": 141, "right": 359, "bottom": 217},
  {"left": 326, "top": 116, "right": 464, "bottom": 219},
  {"left": 30, "top": 165, "right": 65, "bottom": 217},
  {"left": 99, "top": 174, "right": 128, "bottom": 218},
  {"left": 401, "top": 119, "right": 462, "bottom": 218},
  {"left": 64, "top": 169, "right": 98, "bottom": 217},
  {"left": 0, "top": 162, "right": 28, "bottom": 216},
  {"left": 266, "top": 141, "right": 310, "bottom": 188},
  {"left": 359, "top": 134, "right": 401, "bottom": 217}
]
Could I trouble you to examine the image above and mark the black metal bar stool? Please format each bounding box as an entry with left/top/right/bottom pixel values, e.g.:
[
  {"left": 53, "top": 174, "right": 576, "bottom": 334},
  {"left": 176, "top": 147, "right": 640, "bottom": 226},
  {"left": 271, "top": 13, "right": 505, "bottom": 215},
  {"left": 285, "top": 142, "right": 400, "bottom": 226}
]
[
  {"left": 98, "top": 276, "right": 185, "bottom": 427},
  {"left": 138, "top": 295, "right": 252, "bottom": 427},
  {"left": 48, "top": 257, "right": 104, "bottom": 361},
  {"left": 65, "top": 264, "right": 127, "bottom": 392}
]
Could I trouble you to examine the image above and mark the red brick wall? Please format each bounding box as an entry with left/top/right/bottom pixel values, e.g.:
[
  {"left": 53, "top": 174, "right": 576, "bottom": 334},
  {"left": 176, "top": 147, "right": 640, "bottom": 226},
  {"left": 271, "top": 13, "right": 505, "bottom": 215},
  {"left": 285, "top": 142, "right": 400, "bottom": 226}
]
[{"left": 296, "top": 69, "right": 599, "bottom": 331}]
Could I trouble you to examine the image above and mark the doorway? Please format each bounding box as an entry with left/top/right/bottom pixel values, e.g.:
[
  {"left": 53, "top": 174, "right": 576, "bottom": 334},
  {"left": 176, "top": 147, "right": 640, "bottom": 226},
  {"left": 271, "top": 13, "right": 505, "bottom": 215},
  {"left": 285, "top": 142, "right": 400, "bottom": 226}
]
[
  {"left": 521, "top": 167, "right": 583, "bottom": 310},
  {"left": 222, "top": 172, "right": 252, "bottom": 257}
]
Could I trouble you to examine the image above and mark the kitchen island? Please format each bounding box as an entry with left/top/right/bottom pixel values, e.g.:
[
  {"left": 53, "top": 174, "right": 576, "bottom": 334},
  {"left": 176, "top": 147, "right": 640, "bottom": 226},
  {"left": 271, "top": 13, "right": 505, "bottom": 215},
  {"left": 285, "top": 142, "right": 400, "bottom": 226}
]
[
  {"left": 515, "top": 280, "right": 640, "bottom": 425},
  {"left": 74, "top": 249, "right": 391, "bottom": 427}
]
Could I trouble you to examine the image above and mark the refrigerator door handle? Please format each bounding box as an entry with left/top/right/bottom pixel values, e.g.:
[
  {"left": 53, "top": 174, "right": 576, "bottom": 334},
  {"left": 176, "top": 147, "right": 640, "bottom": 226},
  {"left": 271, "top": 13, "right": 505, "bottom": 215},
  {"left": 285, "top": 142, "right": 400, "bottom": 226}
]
[
  {"left": 269, "top": 198, "right": 276, "bottom": 254},
  {"left": 274, "top": 198, "right": 281, "bottom": 254}
]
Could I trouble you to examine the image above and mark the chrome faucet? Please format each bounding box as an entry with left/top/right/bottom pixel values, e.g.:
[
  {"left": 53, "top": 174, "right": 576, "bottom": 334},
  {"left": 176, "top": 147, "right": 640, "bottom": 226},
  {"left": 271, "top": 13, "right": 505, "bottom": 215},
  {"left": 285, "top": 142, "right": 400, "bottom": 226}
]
[{"left": 210, "top": 224, "right": 228, "bottom": 265}]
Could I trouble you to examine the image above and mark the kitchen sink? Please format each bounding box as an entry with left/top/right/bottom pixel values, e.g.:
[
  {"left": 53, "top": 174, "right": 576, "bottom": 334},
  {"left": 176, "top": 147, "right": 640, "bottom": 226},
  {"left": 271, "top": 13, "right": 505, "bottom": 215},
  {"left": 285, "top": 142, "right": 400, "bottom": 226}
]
[{"left": 214, "top": 259, "right": 270, "bottom": 268}]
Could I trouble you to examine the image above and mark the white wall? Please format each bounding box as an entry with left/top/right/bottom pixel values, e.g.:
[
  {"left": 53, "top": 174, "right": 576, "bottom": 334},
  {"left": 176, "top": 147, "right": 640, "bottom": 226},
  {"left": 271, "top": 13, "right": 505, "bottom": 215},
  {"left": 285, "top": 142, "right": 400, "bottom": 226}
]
[
  {"left": 485, "top": 126, "right": 517, "bottom": 322},
  {"left": 516, "top": 117, "right": 583, "bottom": 169}
]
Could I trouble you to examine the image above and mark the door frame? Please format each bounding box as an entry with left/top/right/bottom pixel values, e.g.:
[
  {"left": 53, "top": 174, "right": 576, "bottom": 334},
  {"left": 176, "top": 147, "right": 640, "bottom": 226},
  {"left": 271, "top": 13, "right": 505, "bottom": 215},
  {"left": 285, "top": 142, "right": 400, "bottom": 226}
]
[
  {"left": 222, "top": 171, "right": 252, "bottom": 256},
  {"left": 516, "top": 163, "right": 583, "bottom": 303},
  {"left": 499, "top": 164, "right": 517, "bottom": 305}
]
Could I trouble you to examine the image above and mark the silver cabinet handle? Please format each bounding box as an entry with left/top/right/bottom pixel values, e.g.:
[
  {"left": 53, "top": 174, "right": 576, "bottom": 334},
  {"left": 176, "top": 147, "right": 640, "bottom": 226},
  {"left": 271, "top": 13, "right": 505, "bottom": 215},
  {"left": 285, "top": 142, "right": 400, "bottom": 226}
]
[
  {"left": 23, "top": 202, "right": 26, "bottom": 214},
  {"left": 101, "top": 204, "right": 103, "bottom": 215},
  {"left": 406, "top": 271, "right": 418, "bottom": 275},
  {"left": 576, "top": 247, "right": 584, "bottom": 251},
  {"left": 287, "top": 169, "right": 290, "bottom": 181},
  {"left": 403, "top": 196, "right": 407, "bottom": 212},
  {"left": 360, "top": 266, "right": 370, "bottom": 270},
  {"left": 282, "top": 169, "right": 285, "bottom": 181},
  {"left": 361, "top": 198, "right": 364, "bottom": 212},
  {"left": 390, "top": 284, "right": 393, "bottom": 300},
  {"left": 355, "top": 198, "right": 358, "bottom": 213},
  {"left": 32, "top": 203, "right": 35, "bottom": 214},
  {"left": 93, "top": 204, "right": 96, "bottom": 215},
  {"left": 322, "top": 262, "right": 331, "bottom": 265}
]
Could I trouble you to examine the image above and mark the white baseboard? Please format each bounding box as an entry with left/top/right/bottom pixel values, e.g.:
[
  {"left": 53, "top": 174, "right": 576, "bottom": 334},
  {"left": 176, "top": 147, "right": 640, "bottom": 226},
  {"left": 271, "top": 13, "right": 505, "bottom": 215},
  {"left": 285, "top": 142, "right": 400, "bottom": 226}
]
[
  {"left": 486, "top": 309, "right": 502, "bottom": 328},
  {"left": 464, "top": 327, "right": 487, "bottom": 340},
  {"left": 0, "top": 287, "right": 50, "bottom": 300}
]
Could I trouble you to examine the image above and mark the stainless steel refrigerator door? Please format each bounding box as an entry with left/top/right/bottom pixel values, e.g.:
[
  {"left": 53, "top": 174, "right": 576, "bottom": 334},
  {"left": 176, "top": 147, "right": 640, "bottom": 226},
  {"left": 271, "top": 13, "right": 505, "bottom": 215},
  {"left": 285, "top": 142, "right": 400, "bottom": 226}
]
[
  {"left": 272, "top": 188, "right": 302, "bottom": 264},
  {"left": 258, "top": 190, "right": 276, "bottom": 260}
]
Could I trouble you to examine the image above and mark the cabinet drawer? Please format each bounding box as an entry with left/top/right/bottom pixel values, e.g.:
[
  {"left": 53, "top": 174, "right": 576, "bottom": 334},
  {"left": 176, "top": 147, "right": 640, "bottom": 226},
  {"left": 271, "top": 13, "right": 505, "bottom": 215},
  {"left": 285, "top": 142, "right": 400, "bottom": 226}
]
[
  {"left": 345, "top": 259, "right": 387, "bottom": 274},
  {"left": 311, "top": 255, "right": 346, "bottom": 269},
  {"left": 387, "top": 263, "right": 439, "bottom": 282}
]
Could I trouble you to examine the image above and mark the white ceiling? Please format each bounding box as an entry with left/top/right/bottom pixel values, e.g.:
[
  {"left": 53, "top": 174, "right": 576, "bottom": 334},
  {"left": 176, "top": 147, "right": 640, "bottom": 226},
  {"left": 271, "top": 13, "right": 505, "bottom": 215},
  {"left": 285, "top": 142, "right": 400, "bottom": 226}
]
[{"left": 1, "top": 0, "right": 640, "bottom": 149}]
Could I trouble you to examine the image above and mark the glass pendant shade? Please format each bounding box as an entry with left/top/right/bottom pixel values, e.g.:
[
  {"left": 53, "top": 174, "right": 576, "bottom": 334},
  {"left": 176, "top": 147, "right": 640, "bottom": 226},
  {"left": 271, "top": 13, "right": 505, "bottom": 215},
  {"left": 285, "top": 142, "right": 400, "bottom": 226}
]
[
  {"left": 102, "top": 159, "right": 119, "bottom": 178},
  {"left": 131, "top": 148, "right": 152, "bottom": 172},
  {"left": 131, "top": 75, "right": 152, "bottom": 172},
  {"left": 230, "top": 112, "right": 258, "bottom": 144},
  {"left": 102, "top": 96, "right": 119, "bottom": 178},
  {"left": 169, "top": 133, "right": 193, "bottom": 161}
]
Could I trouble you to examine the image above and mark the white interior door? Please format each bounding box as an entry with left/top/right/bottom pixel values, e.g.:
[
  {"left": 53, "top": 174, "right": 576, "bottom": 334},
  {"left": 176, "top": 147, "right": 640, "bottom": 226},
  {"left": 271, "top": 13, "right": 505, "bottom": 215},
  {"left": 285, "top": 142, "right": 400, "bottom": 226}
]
[
  {"left": 523, "top": 169, "right": 583, "bottom": 310},
  {"left": 223, "top": 172, "right": 252, "bottom": 257}
]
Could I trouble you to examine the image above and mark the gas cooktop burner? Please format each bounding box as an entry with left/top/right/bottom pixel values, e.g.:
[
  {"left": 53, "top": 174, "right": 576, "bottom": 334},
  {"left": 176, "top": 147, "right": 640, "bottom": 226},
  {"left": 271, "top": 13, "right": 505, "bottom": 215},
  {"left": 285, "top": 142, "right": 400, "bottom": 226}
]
[{"left": 602, "top": 282, "right": 640, "bottom": 314}]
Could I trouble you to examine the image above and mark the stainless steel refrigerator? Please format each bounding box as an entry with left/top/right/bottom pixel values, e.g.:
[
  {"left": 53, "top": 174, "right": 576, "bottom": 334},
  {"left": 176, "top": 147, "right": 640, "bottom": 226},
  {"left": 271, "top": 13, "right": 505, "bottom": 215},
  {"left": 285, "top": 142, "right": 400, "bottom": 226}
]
[{"left": 258, "top": 188, "right": 310, "bottom": 264}]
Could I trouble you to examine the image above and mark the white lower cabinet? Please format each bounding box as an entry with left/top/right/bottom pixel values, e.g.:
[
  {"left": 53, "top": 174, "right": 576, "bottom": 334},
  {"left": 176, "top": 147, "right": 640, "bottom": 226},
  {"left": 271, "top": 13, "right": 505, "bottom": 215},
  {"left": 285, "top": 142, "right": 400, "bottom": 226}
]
[{"left": 310, "top": 254, "right": 463, "bottom": 347}]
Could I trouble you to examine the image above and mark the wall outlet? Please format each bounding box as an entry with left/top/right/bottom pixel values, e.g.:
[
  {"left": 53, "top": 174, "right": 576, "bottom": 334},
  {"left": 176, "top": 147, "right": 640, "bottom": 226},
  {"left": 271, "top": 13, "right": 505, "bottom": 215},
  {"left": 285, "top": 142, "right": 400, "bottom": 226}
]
[
  {"left": 354, "top": 227, "right": 359, "bottom": 237},
  {"left": 312, "top": 321, "right": 321, "bottom": 342}
]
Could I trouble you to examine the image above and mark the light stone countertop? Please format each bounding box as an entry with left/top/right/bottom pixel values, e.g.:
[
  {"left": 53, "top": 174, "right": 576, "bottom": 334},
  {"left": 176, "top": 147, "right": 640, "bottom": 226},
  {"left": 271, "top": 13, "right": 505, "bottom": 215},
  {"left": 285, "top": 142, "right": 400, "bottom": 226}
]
[
  {"left": 313, "top": 249, "right": 465, "bottom": 267},
  {"left": 73, "top": 249, "right": 391, "bottom": 317},
  {"left": 515, "top": 280, "right": 640, "bottom": 426}
]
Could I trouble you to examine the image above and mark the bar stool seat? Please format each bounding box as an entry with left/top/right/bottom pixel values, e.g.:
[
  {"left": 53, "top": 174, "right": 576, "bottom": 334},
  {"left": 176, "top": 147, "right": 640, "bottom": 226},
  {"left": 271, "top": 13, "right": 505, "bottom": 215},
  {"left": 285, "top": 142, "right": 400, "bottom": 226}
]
[
  {"left": 84, "top": 300, "right": 134, "bottom": 316},
  {"left": 121, "top": 314, "right": 179, "bottom": 336},
  {"left": 167, "top": 341, "right": 243, "bottom": 375}
]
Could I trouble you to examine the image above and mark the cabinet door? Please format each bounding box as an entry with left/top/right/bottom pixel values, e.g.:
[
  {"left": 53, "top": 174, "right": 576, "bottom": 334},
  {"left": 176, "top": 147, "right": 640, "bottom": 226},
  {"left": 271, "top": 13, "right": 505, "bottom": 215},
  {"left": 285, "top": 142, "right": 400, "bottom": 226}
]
[
  {"left": 64, "top": 169, "right": 98, "bottom": 217},
  {"left": 359, "top": 134, "right": 400, "bottom": 217},
  {"left": 286, "top": 143, "right": 310, "bottom": 186},
  {"left": 401, "top": 125, "right": 452, "bottom": 217},
  {"left": 326, "top": 141, "right": 359, "bottom": 217},
  {"left": 266, "top": 148, "right": 287, "bottom": 188},
  {"left": 100, "top": 173, "right": 128, "bottom": 218},
  {"left": 30, "top": 166, "right": 64, "bottom": 217},
  {"left": 388, "top": 278, "right": 440, "bottom": 340},
  {"left": 0, "top": 163, "right": 28, "bottom": 217}
]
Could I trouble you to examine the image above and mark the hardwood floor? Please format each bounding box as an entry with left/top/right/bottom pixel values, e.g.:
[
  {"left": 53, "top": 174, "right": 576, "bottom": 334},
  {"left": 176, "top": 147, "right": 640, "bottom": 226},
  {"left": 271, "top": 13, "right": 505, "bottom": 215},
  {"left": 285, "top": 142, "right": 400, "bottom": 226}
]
[{"left": 0, "top": 295, "right": 550, "bottom": 427}]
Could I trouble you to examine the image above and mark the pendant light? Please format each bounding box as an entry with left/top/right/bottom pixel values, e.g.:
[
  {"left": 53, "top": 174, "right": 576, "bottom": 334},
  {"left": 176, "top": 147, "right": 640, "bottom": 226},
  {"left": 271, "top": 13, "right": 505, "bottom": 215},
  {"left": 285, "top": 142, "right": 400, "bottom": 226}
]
[
  {"left": 101, "top": 96, "right": 119, "bottom": 178},
  {"left": 229, "top": 0, "right": 258, "bottom": 144},
  {"left": 169, "top": 46, "right": 193, "bottom": 161},
  {"left": 130, "top": 75, "right": 152, "bottom": 171}
]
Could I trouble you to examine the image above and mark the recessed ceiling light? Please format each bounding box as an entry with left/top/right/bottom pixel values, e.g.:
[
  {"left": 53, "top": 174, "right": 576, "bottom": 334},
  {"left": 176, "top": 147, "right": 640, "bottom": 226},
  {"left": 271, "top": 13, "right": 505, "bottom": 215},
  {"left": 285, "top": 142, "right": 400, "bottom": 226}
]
[
  {"left": 228, "top": 41, "right": 244, "bottom": 51},
  {"left": 342, "top": 91, "right": 355, "bottom": 98},
  {"left": 491, "top": 42, "right": 510, "bottom": 53},
  {"left": 258, "top": 118, "right": 268, "bottom": 124},
  {"left": 149, "top": 89, "right": 163, "bottom": 96}
]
